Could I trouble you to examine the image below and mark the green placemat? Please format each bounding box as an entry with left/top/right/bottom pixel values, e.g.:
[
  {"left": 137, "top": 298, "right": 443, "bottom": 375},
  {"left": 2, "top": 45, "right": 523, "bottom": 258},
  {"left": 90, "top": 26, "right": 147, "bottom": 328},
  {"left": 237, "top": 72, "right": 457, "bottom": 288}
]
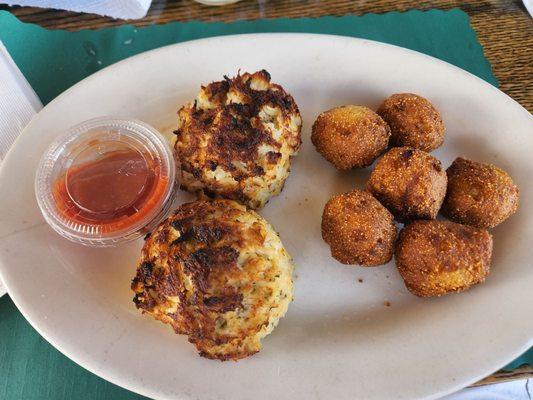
[
  {"left": 0, "top": 9, "right": 529, "bottom": 400},
  {"left": 0, "top": 9, "right": 498, "bottom": 105}
]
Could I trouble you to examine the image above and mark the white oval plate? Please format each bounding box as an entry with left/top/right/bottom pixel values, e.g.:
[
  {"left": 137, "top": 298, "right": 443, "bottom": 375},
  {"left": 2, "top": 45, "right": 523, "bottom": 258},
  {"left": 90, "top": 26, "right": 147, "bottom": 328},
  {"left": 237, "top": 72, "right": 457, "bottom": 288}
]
[{"left": 0, "top": 34, "right": 531, "bottom": 400}]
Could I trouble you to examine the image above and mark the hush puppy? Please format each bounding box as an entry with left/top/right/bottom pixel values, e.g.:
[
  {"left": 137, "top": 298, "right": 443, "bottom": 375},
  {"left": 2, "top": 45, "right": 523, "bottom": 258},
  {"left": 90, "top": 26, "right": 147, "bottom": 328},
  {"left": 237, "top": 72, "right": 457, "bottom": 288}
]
[
  {"left": 132, "top": 199, "right": 294, "bottom": 361},
  {"left": 396, "top": 220, "right": 493, "bottom": 297},
  {"left": 321, "top": 190, "right": 397, "bottom": 266},
  {"left": 367, "top": 147, "right": 447, "bottom": 221},
  {"left": 377, "top": 93, "right": 444, "bottom": 151},
  {"left": 311, "top": 105, "right": 391, "bottom": 170},
  {"left": 442, "top": 157, "right": 519, "bottom": 229}
]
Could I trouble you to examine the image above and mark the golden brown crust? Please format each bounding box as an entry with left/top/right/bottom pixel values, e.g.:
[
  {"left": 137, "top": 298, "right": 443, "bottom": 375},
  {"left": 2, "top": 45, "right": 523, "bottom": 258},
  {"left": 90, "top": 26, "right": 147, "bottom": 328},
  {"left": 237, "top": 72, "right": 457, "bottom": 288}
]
[
  {"left": 321, "top": 190, "right": 397, "bottom": 266},
  {"left": 442, "top": 157, "right": 519, "bottom": 229},
  {"left": 311, "top": 105, "right": 391, "bottom": 170},
  {"left": 377, "top": 93, "right": 444, "bottom": 152},
  {"left": 367, "top": 147, "right": 447, "bottom": 221},
  {"left": 395, "top": 220, "right": 493, "bottom": 297},
  {"left": 132, "top": 199, "right": 294, "bottom": 361},
  {"left": 174, "top": 70, "right": 302, "bottom": 209}
]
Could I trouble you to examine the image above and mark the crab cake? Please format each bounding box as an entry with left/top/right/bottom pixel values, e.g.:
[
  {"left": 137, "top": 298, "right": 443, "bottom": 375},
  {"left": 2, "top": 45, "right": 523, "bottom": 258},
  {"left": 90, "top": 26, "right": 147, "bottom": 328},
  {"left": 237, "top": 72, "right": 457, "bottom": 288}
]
[
  {"left": 131, "top": 199, "right": 294, "bottom": 361},
  {"left": 321, "top": 190, "right": 397, "bottom": 266},
  {"left": 442, "top": 157, "right": 519, "bottom": 229},
  {"left": 174, "top": 70, "right": 302, "bottom": 210},
  {"left": 396, "top": 220, "right": 493, "bottom": 297},
  {"left": 377, "top": 93, "right": 444, "bottom": 151},
  {"left": 367, "top": 147, "right": 447, "bottom": 221},
  {"left": 311, "top": 105, "right": 391, "bottom": 170}
]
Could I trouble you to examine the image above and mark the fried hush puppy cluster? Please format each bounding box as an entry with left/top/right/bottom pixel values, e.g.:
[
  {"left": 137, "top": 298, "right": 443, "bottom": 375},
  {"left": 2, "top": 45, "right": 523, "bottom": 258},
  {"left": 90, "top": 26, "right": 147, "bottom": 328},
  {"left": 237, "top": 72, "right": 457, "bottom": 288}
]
[
  {"left": 314, "top": 93, "right": 519, "bottom": 298},
  {"left": 312, "top": 94, "right": 445, "bottom": 170}
]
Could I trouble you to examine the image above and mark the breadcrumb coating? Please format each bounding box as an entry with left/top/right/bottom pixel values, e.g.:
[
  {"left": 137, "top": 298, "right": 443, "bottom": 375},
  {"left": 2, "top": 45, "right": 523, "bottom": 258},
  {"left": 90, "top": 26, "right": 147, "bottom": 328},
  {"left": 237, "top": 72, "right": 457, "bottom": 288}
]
[
  {"left": 311, "top": 105, "right": 390, "bottom": 170},
  {"left": 396, "top": 220, "right": 492, "bottom": 297},
  {"left": 377, "top": 93, "right": 444, "bottom": 152},
  {"left": 321, "top": 189, "right": 397, "bottom": 266},
  {"left": 442, "top": 157, "right": 519, "bottom": 229},
  {"left": 367, "top": 147, "right": 447, "bottom": 221}
]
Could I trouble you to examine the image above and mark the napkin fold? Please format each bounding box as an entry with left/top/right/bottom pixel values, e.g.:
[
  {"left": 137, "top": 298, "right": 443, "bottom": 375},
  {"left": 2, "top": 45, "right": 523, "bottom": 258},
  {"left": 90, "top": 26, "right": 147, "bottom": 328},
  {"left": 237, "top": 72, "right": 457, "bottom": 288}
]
[
  {"left": 1, "top": 0, "right": 152, "bottom": 19},
  {"left": 0, "top": 40, "right": 43, "bottom": 296},
  {"left": 0, "top": 41, "right": 42, "bottom": 159}
]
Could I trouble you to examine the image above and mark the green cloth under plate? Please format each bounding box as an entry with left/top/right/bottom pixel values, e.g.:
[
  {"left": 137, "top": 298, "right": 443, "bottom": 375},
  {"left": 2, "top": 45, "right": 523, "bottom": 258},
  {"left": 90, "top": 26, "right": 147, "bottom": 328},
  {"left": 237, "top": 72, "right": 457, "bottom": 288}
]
[{"left": 0, "top": 9, "right": 529, "bottom": 400}]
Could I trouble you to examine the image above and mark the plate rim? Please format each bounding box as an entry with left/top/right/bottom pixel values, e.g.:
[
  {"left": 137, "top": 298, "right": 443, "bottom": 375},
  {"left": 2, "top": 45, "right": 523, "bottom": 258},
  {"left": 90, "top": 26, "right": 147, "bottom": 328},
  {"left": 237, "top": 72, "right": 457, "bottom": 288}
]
[{"left": 0, "top": 33, "right": 531, "bottom": 400}]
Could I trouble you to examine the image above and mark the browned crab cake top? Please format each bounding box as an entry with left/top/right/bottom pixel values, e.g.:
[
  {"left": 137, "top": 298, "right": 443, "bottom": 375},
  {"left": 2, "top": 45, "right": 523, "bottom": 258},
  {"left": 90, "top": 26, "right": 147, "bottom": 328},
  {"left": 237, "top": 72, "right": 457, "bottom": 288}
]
[
  {"left": 367, "top": 147, "right": 447, "bottom": 221},
  {"left": 395, "top": 220, "right": 493, "bottom": 297},
  {"left": 131, "top": 199, "right": 294, "bottom": 361},
  {"left": 174, "top": 70, "right": 302, "bottom": 210},
  {"left": 442, "top": 157, "right": 519, "bottom": 229},
  {"left": 321, "top": 189, "right": 397, "bottom": 266},
  {"left": 311, "top": 105, "right": 391, "bottom": 170},
  {"left": 377, "top": 93, "right": 444, "bottom": 152}
]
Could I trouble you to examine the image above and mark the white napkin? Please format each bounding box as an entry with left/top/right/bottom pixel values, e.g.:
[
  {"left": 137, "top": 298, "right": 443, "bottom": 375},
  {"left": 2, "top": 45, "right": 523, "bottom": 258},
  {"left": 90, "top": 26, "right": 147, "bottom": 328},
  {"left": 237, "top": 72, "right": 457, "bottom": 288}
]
[
  {"left": 0, "top": 41, "right": 43, "bottom": 297},
  {"left": 1, "top": 0, "right": 153, "bottom": 20},
  {"left": 443, "top": 379, "right": 531, "bottom": 399},
  {"left": 524, "top": 0, "right": 533, "bottom": 18}
]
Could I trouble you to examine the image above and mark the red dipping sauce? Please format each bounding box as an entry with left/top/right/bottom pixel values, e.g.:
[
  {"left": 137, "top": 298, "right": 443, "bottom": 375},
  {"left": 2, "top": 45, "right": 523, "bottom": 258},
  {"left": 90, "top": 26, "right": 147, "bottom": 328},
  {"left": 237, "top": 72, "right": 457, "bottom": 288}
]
[{"left": 36, "top": 118, "right": 178, "bottom": 246}]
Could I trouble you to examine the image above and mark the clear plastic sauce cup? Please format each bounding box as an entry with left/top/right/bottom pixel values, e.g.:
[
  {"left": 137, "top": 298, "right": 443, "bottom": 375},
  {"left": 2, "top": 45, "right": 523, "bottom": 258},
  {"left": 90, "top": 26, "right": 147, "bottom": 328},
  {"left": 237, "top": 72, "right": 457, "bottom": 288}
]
[{"left": 35, "top": 117, "right": 179, "bottom": 247}]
